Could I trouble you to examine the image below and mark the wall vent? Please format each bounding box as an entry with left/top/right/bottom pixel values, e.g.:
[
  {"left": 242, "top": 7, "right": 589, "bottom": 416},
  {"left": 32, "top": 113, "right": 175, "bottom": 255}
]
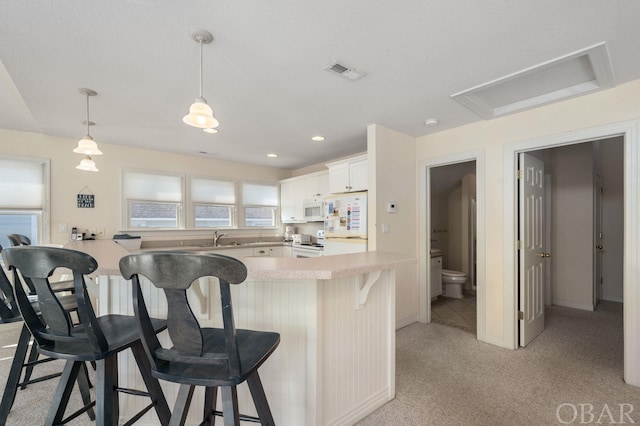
[{"left": 324, "top": 60, "right": 365, "bottom": 81}]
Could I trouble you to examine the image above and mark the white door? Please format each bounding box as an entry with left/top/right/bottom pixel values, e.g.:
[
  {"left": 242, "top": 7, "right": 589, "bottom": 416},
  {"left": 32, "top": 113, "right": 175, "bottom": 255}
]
[
  {"left": 518, "top": 153, "right": 547, "bottom": 347},
  {"left": 594, "top": 174, "right": 603, "bottom": 309}
]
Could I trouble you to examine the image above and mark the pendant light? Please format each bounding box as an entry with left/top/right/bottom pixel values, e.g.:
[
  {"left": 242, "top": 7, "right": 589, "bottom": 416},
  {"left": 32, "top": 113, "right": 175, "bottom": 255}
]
[
  {"left": 73, "top": 88, "right": 103, "bottom": 156},
  {"left": 76, "top": 155, "right": 99, "bottom": 172},
  {"left": 183, "top": 30, "right": 219, "bottom": 129}
]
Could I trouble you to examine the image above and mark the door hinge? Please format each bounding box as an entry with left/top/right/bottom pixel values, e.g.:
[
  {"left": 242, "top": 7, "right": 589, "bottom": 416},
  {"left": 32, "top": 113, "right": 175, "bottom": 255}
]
[
  {"left": 516, "top": 170, "right": 523, "bottom": 179},
  {"left": 518, "top": 311, "right": 524, "bottom": 320},
  {"left": 517, "top": 240, "right": 523, "bottom": 250}
]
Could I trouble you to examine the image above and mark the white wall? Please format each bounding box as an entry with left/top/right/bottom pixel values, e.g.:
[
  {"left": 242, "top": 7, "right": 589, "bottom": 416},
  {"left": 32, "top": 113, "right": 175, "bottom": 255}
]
[
  {"left": 368, "top": 124, "right": 418, "bottom": 329},
  {"left": 416, "top": 78, "right": 640, "bottom": 348},
  {"left": 0, "top": 129, "right": 290, "bottom": 245},
  {"left": 549, "top": 143, "right": 594, "bottom": 310}
]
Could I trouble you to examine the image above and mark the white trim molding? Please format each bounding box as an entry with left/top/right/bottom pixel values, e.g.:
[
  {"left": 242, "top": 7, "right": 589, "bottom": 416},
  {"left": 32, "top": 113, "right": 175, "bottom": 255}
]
[
  {"left": 418, "top": 150, "right": 486, "bottom": 343},
  {"left": 503, "top": 119, "right": 640, "bottom": 387}
]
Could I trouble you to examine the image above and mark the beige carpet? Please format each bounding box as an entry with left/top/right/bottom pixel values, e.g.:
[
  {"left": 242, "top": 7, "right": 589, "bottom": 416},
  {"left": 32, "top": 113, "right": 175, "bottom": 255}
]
[
  {"left": 357, "top": 301, "right": 640, "bottom": 425},
  {"left": 1, "top": 302, "right": 637, "bottom": 425}
]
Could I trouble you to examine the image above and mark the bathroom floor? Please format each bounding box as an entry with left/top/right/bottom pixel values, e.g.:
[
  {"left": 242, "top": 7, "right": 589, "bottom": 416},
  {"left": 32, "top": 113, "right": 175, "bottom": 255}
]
[{"left": 430, "top": 292, "right": 477, "bottom": 334}]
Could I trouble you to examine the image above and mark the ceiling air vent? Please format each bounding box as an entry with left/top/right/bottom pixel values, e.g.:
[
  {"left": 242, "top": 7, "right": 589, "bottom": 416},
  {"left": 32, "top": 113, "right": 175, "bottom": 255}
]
[{"left": 324, "top": 60, "right": 365, "bottom": 81}]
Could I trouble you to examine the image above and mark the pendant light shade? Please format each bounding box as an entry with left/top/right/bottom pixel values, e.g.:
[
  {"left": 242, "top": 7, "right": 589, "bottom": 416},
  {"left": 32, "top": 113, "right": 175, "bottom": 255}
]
[
  {"left": 73, "top": 88, "right": 103, "bottom": 156},
  {"left": 183, "top": 98, "right": 219, "bottom": 129},
  {"left": 76, "top": 155, "right": 99, "bottom": 172},
  {"left": 73, "top": 135, "right": 103, "bottom": 155},
  {"left": 183, "top": 30, "right": 219, "bottom": 130}
]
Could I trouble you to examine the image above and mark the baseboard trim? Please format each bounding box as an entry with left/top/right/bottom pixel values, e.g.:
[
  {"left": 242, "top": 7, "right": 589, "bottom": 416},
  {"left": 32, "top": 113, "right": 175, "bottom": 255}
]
[
  {"left": 326, "top": 388, "right": 390, "bottom": 426},
  {"left": 552, "top": 299, "right": 593, "bottom": 311},
  {"left": 396, "top": 315, "right": 417, "bottom": 330},
  {"left": 603, "top": 295, "right": 623, "bottom": 303}
]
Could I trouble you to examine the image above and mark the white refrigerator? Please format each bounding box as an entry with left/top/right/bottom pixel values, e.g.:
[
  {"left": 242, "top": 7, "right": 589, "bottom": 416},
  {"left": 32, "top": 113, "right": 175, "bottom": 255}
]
[{"left": 323, "top": 191, "right": 367, "bottom": 255}]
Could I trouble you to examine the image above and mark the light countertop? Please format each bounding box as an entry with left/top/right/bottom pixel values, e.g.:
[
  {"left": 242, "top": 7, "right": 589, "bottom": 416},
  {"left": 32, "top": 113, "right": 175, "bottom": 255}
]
[{"left": 64, "top": 239, "right": 415, "bottom": 280}]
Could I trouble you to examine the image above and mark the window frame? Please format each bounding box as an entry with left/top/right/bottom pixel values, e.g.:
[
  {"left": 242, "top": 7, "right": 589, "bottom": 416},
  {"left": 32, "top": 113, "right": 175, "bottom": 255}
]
[
  {"left": 0, "top": 155, "right": 50, "bottom": 245},
  {"left": 122, "top": 169, "right": 185, "bottom": 230},
  {"left": 121, "top": 169, "right": 280, "bottom": 231},
  {"left": 188, "top": 176, "right": 237, "bottom": 229},
  {"left": 240, "top": 181, "right": 279, "bottom": 229}
]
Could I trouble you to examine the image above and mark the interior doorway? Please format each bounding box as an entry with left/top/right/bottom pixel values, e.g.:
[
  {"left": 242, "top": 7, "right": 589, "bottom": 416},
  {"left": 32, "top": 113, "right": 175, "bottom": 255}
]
[
  {"left": 418, "top": 150, "right": 485, "bottom": 341},
  {"left": 429, "top": 161, "right": 477, "bottom": 334},
  {"left": 516, "top": 137, "right": 624, "bottom": 347}
]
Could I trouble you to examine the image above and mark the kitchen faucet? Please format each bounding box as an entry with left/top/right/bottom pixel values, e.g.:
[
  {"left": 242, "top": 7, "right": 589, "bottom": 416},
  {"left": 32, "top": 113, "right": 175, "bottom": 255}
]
[{"left": 213, "top": 231, "right": 227, "bottom": 247}]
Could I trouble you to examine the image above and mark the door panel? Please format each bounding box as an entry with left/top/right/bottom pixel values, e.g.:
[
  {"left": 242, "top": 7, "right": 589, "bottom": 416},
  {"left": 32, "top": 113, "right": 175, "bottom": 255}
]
[{"left": 519, "top": 153, "right": 545, "bottom": 347}]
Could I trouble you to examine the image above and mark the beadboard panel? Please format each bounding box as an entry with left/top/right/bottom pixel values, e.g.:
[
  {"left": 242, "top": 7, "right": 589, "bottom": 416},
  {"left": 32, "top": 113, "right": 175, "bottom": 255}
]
[{"left": 97, "top": 270, "right": 395, "bottom": 425}]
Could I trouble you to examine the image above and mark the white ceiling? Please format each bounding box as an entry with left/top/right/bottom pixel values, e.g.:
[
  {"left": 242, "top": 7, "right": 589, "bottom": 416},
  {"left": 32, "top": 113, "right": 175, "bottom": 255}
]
[{"left": 1, "top": 1, "right": 640, "bottom": 170}]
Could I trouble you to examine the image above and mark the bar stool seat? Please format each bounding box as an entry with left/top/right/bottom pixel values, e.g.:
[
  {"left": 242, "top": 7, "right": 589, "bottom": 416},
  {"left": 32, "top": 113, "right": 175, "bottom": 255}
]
[
  {"left": 120, "top": 251, "right": 280, "bottom": 426},
  {"left": 3, "top": 246, "right": 171, "bottom": 425}
]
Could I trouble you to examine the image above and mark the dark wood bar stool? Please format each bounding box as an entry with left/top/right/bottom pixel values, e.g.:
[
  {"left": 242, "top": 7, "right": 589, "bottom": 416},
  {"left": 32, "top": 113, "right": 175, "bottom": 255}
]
[
  {"left": 3, "top": 246, "right": 171, "bottom": 425},
  {"left": 7, "top": 234, "right": 75, "bottom": 295},
  {"left": 0, "top": 244, "right": 93, "bottom": 425},
  {"left": 119, "top": 251, "right": 280, "bottom": 426}
]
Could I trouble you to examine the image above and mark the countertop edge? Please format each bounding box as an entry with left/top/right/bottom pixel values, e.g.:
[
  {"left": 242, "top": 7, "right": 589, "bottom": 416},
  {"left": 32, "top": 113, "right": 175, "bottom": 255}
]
[{"left": 64, "top": 240, "right": 416, "bottom": 280}]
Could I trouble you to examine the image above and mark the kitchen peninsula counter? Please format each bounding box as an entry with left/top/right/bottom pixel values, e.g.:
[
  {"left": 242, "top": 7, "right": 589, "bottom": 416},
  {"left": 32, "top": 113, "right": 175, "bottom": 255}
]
[{"left": 64, "top": 239, "right": 415, "bottom": 426}]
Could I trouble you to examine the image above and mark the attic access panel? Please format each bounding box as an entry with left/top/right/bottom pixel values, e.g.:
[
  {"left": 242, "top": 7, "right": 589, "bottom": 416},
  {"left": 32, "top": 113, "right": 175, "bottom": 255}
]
[{"left": 451, "top": 42, "right": 615, "bottom": 120}]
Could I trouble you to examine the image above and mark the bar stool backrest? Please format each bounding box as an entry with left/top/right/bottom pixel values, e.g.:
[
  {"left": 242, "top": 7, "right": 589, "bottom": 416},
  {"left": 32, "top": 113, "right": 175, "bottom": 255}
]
[
  {"left": 7, "top": 234, "right": 31, "bottom": 247},
  {"left": 2, "top": 246, "right": 107, "bottom": 354},
  {"left": 0, "top": 245, "right": 20, "bottom": 321},
  {"left": 119, "top": 251, "right": 248, "bottom": 377}
]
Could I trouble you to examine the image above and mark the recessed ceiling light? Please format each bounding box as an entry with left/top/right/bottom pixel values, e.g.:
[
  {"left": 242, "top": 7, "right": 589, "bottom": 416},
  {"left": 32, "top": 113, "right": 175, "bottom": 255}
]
[
  {"left": 424, "top": 118, "right": 439, "bottom": 127},
  {"left": 267, "top": 153, "right": 278, "bottom": 158},
  {"left": 203, "top": 128, "right": 218, "bottom": 134},
  {"left": 311, "top": 135, "right": 325, "bottom": 141}
]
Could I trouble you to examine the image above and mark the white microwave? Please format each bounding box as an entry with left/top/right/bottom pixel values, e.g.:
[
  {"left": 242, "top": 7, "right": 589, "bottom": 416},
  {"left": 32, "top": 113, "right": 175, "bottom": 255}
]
[{"left": 303, "top": 199, "right": 324, "bottom": 222}]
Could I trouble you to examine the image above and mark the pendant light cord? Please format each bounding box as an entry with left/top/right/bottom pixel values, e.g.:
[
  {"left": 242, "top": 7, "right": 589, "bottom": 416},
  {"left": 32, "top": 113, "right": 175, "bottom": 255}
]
[
  {"left": 199, "top": 38, "right": 204, "bottom": 99},
  {"left": 85, "top": 92, "right": 90, "bottom": 136}
]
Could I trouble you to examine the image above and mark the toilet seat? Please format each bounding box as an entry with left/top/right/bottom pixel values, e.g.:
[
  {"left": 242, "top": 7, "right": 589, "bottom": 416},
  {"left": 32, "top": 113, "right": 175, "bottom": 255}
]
[{"left": 442, "top": 269, "right": 465, "bottom": 277}]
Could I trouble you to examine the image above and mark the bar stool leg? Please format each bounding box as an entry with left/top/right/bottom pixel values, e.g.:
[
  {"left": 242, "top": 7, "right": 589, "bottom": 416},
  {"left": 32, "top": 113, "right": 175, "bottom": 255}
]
[
  {"left": 130, "top": 341, "right": 171, "bottom": 425},
  {"left": 172, "top": 384, "right": 195, "bottom": 426},
  {"left": 19, "top": 338, "right": 39, "bottom": 390},
  {"left": 46, "top": 361, "right": 82, "bottom": 426},
  {"left": 247, "top": 372, "right": 275, "bottom": 425},
  {"left": 203, "top": 386, "right": 218, "bottom": 425},
  {"left": 96, "top": 355, "right": 119, "bottom": 425},
  {"left": 221, "top": 386, "right": 240, "bottom": 426},
  {"left": 0, "top": 325, "right": 31, "bottom": 424}
]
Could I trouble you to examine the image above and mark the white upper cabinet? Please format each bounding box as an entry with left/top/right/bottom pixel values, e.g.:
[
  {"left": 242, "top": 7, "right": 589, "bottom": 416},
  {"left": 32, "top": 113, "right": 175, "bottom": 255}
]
[
  {"left": 280, "top": 171, "right": 329, "bottom": 223},
  {"left": 327, "top": 154, "right": 368, "bottom": 193},
  {"left": 280, "top": 179, "right": 306, "bottom": 223},
  {"left": 304, "top": 171, "right": 329, "bottom": 199}
]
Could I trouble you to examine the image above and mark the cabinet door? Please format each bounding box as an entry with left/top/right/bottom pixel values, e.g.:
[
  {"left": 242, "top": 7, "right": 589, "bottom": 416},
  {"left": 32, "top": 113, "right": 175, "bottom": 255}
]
[
  {"left": 316, "top": 172, "right": 329, "bottom": 196},
  {"left": 329, "top": 162, "right": 350, "bottom": 193},
  {"left": 304, "top": 175, "right": 320, "bottom": 199},
  {"left": 215, "top": 248, "right": 254, "bottom": 258},
  {"left": 253, "top": 247, "right": 270, "bottom": 257},
  {"left": 281, "top": 179, "right": 305, "bottom": 222},
  {"left": 268, "top": 246, "right": 284, "bottom": 257},
  {"left": 349, "top": 159, "right": 368, "bottom": 192}
]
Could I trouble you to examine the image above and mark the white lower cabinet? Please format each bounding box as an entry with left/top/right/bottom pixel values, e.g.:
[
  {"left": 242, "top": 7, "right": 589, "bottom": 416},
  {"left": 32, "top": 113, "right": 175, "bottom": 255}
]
[
  {"left": 253, "top": 247, "right": 270, "bottom": 257},
  {"left": 268, "top": 246, "right": 284, "bottom": 257}
]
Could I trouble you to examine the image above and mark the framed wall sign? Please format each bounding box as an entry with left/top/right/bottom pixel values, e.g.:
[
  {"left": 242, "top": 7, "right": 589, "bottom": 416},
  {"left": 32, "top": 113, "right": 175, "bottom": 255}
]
[{"left": 77, "top": 186, "right": 95, "bottom": 208}]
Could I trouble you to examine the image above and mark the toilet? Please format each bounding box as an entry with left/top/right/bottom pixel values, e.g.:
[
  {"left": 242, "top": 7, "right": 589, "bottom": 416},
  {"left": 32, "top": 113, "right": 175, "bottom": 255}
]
[{"left": 442, "top": 269, "right": 466, "bottom": 299}]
